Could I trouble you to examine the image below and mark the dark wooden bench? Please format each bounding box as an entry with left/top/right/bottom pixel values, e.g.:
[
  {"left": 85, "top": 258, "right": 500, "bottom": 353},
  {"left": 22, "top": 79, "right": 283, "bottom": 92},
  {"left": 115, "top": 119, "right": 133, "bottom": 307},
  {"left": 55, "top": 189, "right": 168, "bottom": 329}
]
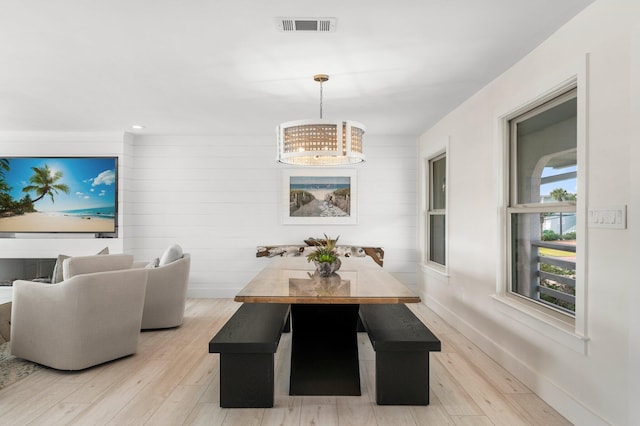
[
  {"left": 359, "top": 304, "right": 441, "bottom": 405},
  {"left": 208, "top": 303, "right": 291, "bottom": 408}
]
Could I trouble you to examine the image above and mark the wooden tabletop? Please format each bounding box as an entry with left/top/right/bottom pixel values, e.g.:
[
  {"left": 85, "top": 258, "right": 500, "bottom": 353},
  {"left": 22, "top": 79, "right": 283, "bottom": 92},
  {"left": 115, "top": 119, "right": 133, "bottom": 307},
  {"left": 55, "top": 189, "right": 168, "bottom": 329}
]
[{"left": 235, "top": 256, "right": 421, "bottom": 304}]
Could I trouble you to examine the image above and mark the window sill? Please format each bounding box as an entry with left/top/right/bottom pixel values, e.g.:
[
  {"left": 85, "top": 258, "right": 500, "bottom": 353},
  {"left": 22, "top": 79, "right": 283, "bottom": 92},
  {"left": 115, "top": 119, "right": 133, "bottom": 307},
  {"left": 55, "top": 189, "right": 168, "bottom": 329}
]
[
  {"left": 421, "top": 263, "right": 450, "bottom": 278},
  {"left": 490, "top": 293, "right": 589, "bottom": 354}
]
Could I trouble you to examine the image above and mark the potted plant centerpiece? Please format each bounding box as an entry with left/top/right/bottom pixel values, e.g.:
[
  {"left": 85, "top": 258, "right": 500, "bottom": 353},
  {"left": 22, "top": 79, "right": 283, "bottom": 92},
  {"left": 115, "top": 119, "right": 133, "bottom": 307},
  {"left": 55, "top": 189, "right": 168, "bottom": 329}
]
[{"left": 306, "top": 234, "right": 341, "bottom": 277}]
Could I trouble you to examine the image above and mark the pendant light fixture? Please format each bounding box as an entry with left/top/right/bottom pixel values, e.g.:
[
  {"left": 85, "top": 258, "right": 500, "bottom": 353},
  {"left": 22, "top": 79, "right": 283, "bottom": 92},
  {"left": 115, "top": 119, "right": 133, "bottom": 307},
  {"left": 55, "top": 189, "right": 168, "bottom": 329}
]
[{"left": 276, "top": 74, "right": 365, "bottom": 166}]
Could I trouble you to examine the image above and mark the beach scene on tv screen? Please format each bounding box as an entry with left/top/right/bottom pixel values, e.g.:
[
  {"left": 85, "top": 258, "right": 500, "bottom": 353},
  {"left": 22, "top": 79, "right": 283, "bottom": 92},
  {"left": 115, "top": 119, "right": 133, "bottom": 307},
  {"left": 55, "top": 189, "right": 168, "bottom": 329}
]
[{"left": 0, "top": 157, "right": 117, "bottom": 233}]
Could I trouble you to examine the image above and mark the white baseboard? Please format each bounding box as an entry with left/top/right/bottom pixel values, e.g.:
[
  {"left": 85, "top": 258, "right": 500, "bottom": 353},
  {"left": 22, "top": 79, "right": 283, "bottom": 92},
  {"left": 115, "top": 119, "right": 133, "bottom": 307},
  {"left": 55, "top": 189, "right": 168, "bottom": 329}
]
[{"left": 422, "top": 294, "right": 609, "bottom": 426}]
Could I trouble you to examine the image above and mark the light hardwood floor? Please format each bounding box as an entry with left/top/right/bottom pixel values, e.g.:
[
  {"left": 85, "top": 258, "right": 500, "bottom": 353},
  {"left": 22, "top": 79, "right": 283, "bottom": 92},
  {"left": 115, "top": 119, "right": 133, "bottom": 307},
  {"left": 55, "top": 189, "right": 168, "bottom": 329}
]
[{"left": 0, "top": 299, "right": 571, "bottom": 425}]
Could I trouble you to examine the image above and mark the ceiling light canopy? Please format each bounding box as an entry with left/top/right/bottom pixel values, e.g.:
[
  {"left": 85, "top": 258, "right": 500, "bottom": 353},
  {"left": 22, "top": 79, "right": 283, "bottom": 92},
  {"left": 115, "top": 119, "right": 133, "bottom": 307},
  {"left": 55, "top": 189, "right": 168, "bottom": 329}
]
[{"left": 276, "top": 74, "right": 366, "bottom": 166}]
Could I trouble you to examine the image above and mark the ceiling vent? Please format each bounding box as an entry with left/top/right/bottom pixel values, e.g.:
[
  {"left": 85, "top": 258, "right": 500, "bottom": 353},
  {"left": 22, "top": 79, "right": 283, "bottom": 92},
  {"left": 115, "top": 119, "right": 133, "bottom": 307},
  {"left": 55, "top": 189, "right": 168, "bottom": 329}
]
[{"left": 276, "top": 17, "right": 336, "bottom": 32}]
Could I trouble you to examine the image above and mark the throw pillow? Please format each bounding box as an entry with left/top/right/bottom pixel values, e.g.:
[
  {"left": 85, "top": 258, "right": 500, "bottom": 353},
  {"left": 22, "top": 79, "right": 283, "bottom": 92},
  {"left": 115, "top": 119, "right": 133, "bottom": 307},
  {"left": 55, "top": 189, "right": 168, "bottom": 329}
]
[
  {"left": 159, "top": 244, "right": 183, "bottom": 266},
  {"left": 50, "top": 247, "right": 110, "bottom": 284},
  {"left": 51, "top": 254, "right": 70, "bottom": 284},
  {"left": 145, "top": 257, "right": 160, "bottom": 269}
]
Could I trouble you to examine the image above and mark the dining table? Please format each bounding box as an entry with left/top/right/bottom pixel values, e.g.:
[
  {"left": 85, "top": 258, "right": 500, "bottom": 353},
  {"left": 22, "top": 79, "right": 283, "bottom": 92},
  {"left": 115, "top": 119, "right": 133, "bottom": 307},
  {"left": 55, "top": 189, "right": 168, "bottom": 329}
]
[{"left": 234, "top": 255, "right": 421, "bottom": 396}]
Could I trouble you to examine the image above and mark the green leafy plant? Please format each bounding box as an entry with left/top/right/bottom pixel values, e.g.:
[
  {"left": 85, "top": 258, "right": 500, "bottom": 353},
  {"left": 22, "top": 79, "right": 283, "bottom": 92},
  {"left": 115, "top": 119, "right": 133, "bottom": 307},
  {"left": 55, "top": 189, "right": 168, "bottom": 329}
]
[
  {"left": 306, "top": 234, "right": 339, "bottom": 263},
  {"left": 542, "top": 229, "right": 560, "bottom": 241}
]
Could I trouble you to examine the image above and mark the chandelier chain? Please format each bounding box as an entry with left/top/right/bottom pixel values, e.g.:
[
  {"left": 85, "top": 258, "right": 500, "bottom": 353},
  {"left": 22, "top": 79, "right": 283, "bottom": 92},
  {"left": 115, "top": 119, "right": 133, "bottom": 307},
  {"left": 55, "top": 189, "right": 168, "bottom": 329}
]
[{"left": 319, "top": 80, "right": 323, "bottom": 119}]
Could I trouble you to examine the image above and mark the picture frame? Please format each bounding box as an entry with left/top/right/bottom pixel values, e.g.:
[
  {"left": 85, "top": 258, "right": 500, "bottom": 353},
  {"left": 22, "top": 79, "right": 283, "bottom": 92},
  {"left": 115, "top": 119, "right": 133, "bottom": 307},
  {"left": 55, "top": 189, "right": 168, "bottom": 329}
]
[{"left": 283, "top": 169, "right": 357, "bottom": 225}]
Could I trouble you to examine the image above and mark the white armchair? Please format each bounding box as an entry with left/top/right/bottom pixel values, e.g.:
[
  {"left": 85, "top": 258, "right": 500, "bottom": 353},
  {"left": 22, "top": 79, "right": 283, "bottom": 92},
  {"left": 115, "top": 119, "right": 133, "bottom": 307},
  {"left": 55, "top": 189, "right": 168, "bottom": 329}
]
[
  {"left": 134, "top": 254, "right": 191, "bottom": 330},
  {"left": 10, "top": 266, "right": 148, "bottom": 370}
]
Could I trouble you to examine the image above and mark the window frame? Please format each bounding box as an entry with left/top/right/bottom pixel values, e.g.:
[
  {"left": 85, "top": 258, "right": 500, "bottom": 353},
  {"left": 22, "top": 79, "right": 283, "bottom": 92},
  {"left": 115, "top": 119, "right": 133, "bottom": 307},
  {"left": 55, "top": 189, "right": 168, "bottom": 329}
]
[
  {"left": 507, "top": 88, "right": 578, "bottom": 317},
  {"left": 424, "top": 150, "right": 448, "bottom": 273}
]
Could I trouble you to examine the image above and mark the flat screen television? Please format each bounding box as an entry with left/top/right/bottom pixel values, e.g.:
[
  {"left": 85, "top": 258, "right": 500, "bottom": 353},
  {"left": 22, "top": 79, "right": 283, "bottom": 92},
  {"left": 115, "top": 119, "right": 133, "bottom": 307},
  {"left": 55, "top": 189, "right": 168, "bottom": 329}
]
[{"left": 0, "top": 156, "right": 118, "bottom": 234}]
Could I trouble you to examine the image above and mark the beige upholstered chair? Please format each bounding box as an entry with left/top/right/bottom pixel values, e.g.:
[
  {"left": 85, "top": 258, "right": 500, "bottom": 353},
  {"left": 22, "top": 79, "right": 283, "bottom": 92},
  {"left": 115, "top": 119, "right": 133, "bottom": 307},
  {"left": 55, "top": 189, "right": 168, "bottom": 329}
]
[
  {"left": 134, "top": 254, "right": 191, "bottom": 330},
  {"left": 10, "top": 264, "right": 148, "bottom": 370}
]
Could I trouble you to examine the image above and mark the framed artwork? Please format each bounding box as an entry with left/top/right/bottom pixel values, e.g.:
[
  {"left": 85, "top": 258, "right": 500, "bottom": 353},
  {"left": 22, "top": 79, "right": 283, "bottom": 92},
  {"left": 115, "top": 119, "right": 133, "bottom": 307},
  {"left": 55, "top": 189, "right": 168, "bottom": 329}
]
[{"left": 283, "top": 169, "right": 357, "bottom": 225}]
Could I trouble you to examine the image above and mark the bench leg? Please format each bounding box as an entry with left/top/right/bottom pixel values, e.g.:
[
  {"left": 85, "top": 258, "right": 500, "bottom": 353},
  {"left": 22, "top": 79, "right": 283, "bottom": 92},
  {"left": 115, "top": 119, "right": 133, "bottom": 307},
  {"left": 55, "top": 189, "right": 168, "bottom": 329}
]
[
  {"left": 219, "top": 353, "right": 275, "bottom": 408},
  {"left": 376, "top": 351, "right": 430, "bottom": 405}
]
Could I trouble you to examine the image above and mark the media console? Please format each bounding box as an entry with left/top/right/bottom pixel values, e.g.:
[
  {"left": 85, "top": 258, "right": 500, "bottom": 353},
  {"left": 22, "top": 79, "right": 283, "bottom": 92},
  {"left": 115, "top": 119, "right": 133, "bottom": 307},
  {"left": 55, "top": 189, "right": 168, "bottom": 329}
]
[
  {"left": 0, "top": 258, "right": 56, "bottom": 304},
  {"left": 0, "top": 258, "right": 56, "bottom": 285}
]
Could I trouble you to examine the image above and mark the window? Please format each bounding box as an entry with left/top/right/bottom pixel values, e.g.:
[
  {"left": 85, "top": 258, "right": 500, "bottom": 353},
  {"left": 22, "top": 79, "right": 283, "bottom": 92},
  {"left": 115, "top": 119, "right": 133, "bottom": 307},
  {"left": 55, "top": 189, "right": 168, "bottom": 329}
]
[
  {"left": 427, "top": 153, "right": 446, "bottom": 268},
  {"left": 508, "top": 88, "right": 577, "bottom": 316}
]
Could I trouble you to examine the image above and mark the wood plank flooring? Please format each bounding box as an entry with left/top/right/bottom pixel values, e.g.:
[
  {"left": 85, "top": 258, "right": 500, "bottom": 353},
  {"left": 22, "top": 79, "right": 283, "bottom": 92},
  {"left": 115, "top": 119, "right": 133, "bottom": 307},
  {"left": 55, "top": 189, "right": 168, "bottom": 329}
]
[{"left": 0, "top": 299, "right": 571, "bottom": 425}]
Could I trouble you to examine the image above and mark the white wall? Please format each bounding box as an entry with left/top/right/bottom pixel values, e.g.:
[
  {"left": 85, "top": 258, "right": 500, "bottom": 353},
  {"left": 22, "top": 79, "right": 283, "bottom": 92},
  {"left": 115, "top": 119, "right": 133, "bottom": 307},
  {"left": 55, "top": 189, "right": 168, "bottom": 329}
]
[
  {"left": 417, "top": 1, "right": 638, "bottom": 424},
  {"left": 0, "top": 130, "right": 417, "bottom": 305},
  {"left": 628, "top": 19, "right": 640, "bottom": 426},
  {"left": 127, "top": 133, "right": 417, "bottom": 297}
]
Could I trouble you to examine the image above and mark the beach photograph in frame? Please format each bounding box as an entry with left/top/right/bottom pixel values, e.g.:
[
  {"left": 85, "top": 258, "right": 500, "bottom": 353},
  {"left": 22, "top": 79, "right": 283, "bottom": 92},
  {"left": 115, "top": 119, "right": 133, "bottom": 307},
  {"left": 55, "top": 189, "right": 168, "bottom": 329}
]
[
  {"left": 283, "top": 169, "right": 357, "bottom": 225},
  {"left": 0, "top": 157, "right": 117, "bottom": 233}
]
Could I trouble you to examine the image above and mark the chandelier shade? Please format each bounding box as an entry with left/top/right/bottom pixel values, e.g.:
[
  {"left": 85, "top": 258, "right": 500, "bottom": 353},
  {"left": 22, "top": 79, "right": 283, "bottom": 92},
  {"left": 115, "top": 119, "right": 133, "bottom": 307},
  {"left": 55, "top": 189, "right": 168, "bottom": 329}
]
[
  {"left": 276, "top": 119, "right": 366, "bottom": 166},
  {"left": 276, "top": 74, "right": 366, "bottom": 166}
]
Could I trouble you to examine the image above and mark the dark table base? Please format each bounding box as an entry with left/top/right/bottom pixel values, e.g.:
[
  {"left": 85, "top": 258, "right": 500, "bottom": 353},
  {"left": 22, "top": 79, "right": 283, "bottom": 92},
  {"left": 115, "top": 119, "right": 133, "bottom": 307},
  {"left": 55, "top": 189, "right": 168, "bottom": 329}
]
[{"left": 289, "top": 304, "right": 361, "bottom": 396}]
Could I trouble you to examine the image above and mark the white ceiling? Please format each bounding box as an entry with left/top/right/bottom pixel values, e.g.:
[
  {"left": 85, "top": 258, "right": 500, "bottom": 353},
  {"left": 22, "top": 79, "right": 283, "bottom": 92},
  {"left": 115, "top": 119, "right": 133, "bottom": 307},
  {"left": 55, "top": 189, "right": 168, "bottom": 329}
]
[{"left": 0, "top": 0, "right": 595, "bottom": 137}]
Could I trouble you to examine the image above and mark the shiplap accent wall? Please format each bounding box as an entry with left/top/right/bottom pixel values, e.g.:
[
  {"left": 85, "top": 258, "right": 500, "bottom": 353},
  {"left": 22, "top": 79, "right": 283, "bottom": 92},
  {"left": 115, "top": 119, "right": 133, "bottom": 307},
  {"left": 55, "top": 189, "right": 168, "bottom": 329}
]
[{"left": 128, "top": 133, "right": 417, "bottom": 297}]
